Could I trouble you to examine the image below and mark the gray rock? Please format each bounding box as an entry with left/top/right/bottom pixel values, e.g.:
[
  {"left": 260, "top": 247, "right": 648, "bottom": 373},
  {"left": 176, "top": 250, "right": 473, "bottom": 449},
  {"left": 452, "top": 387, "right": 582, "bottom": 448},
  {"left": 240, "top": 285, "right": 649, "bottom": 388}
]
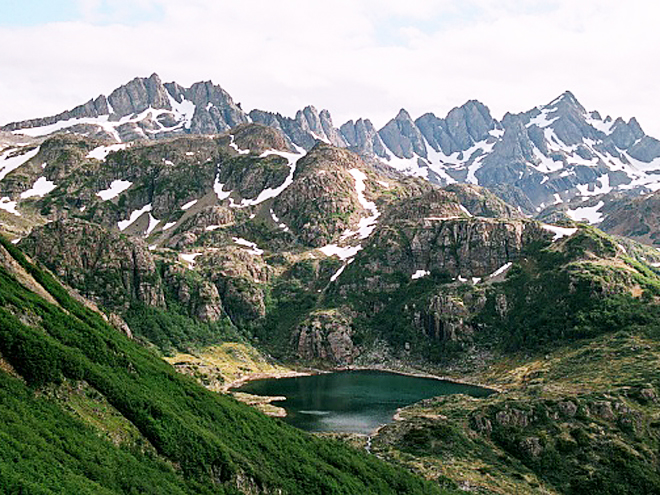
[
  {"left": 628, "top": 136, "right": 660, "bottom": 162},
  {"left": 249, "top": 106, "right": 346, "bottom": 151},
  {"left": 340, "top": 118, "right": 389, "bottom": 158},
  {"left": 378, "top": 109, "right": 427, "bottom": 159},
  {"left": 181, "top": 80, "right": 249, "bottom": 133},
  {"left": 609, "top": 117, "right": 645, "bottom": 150},
  {"left": 415, "top": 100, "right": 496, "bottom": 156},
  {"left": 107, "top": 73, "right": 172, "bottom": 118},
  {"left": 319, "top": 109, "right": 347, "bottom": 147},
  {"left": 293, "top": 310, "right": 357, "bottom": 365}
]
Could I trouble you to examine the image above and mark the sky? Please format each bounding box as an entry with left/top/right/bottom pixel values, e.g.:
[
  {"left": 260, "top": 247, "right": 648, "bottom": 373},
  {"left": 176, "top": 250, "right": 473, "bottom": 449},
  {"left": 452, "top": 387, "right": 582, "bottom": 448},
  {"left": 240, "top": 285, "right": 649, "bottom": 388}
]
[{"left": 1, "top": 0, "right": 660, "bottom": 136}]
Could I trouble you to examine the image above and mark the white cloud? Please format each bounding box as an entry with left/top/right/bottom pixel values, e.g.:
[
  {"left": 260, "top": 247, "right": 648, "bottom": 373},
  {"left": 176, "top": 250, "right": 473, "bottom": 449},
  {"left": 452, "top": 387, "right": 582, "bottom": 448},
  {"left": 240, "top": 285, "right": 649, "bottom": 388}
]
[{"left": 1, "top": 0, "right": 660, "bottom": 137}]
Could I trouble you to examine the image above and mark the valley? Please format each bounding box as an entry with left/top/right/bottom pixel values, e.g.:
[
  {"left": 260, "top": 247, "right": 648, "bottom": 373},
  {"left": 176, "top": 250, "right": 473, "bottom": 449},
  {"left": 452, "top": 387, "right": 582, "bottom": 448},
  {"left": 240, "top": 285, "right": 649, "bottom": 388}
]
[{"left": 1, "top": 73, "right": 660, "bottom": 494}]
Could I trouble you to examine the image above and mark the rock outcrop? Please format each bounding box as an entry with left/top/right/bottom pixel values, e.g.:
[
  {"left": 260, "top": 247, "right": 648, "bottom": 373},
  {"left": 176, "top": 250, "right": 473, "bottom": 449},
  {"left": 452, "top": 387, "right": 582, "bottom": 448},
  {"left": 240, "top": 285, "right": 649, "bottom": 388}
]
[
  {"left": 162, "top": 264, "right": 225, "bottom": 323},
  {"left": 340, "top": 118, "right": 389, "bottom": 158},
  {"left": 598, "top": 191, "right": 660, "bottom": 246},
  {"left": 379, "top": 109, "right": 427, "bottom": 159},
  {"left": 293, "top": 309, "right": 357, "bottom": 365},
  {"left": 20, "top": 218, "right": 165, "bottom": 311},
  {"left": 3, "top": 73, "right": 249, "bottom": 141},
  {"left": 272, "top": 143, "right": 369, "bottom": 247},
  {"left": 250, "top": 105, "right": 346, "bottom": 151},
  {"left": 199, "top": 248, "right": 274, "bottom": 326},
  {"left": 416, "top": 100, "right": 498, "bottom": 156},
  {"left": 352, "top": 193, "right": 547, "bottom": 287}
]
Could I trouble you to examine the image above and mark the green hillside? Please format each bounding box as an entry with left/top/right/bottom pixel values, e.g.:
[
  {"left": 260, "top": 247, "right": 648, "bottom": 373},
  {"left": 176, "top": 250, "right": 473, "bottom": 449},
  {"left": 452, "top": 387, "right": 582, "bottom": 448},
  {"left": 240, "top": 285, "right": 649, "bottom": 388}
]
[{"left": 0, "top": 235, "right": 446, "bottom": 495}]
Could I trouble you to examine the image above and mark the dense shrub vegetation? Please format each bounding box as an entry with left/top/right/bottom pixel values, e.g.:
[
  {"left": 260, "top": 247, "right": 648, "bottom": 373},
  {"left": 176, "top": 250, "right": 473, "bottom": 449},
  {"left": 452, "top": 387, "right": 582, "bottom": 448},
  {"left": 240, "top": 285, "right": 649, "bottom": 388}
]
[
  {"left": 0, "top": 236, "right": 446, "bottom": 494},
  {"left": 480, "top": 228, "right": 660, "bottom": 351}
]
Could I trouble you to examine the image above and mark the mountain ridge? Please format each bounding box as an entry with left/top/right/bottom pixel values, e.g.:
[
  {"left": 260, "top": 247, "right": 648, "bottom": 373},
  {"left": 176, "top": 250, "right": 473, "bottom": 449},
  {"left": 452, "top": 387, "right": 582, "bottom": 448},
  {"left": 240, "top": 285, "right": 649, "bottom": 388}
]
[{"left": 5, "top": 73, "right": 660, "bottom": 223}]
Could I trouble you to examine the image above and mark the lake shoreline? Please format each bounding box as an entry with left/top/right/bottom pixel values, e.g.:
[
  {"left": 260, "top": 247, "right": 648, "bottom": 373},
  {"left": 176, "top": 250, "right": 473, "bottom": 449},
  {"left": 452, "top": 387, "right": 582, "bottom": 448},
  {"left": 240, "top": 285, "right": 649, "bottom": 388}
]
[
  {"left": 227, "top": 364, "right": 500, "bottom": 395},
  {"left": 337, "top": 365, "right": 502, "bottom": 394},
  {"left": 222, "top": 369, "right": 316, "bottom": 393},
  {"left": 228, "top": 365, "right": 498, "bottom": 430}
]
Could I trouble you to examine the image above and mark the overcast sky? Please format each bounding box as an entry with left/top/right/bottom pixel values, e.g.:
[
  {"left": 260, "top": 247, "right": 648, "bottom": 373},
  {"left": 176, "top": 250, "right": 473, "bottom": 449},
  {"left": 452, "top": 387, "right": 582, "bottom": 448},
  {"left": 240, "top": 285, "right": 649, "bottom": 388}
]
[{"left": 2, "top": 0, "right": 660, "bottom": 135}]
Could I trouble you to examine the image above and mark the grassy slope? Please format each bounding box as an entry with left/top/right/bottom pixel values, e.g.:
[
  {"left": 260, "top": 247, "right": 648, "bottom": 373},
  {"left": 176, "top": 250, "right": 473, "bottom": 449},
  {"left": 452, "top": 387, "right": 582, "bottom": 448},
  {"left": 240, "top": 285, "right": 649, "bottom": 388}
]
[{"left": 0, "top": 236, "right": 448, "bottom": 495}]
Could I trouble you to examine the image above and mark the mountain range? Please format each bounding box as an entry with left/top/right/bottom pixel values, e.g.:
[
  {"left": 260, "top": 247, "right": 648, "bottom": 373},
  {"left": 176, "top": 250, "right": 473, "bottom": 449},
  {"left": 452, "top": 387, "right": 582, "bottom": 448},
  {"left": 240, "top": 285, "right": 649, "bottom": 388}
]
[
  {"left": 4, "top": 73, "right": 660, "bottom": 229},
  {"left": 3, "top": 73, "right": 660, "bottom": 494}
]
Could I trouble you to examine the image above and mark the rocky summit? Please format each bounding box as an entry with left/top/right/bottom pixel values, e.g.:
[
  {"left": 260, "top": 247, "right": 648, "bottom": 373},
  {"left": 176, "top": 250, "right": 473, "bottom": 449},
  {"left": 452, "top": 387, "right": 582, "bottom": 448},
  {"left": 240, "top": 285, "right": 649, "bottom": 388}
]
[
  {"left": 5, "top": 74, "right": 660, "bottom": 226},
  {"left": 3, "top": 74, "right": 660, "bottom": 495}
]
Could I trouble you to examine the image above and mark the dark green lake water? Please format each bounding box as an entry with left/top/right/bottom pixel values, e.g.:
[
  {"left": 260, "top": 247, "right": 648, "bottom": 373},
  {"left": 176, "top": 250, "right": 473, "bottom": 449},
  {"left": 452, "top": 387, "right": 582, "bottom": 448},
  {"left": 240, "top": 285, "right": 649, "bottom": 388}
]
[{"left": 234, "top": 370, "right": 493, "bottom": 434}]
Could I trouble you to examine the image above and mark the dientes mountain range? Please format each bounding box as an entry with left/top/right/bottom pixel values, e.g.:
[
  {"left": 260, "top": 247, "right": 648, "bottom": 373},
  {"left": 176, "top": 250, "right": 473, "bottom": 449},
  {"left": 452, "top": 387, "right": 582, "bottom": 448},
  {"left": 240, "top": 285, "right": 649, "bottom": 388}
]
[{"left": 2, "top": 73, "right": 660, "bottom": 494}]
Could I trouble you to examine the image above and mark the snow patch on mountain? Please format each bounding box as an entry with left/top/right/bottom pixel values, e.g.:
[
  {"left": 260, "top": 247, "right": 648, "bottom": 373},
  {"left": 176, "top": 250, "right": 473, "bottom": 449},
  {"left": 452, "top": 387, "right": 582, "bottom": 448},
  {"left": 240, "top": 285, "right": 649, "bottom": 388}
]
[
  {"left": 319, "top": 244, "right": 362, "bottom": 261},
  {"left": 586, "top": 115, "right": 614, "bottom": 134},
  {"left": 167, "top": 94, "right": 196, "bottom": 130},
  {"left": 411, "top": 270, "right": 430, "bottom": 280},
  {"left": 341, "top": 169, "right": 380, "bottom": 240},
  {"left": 532, "top": 148, "right": 563, "bottom": 174},
  {"left": 458, "top": 204, "right": 473, "bottom": 217},
  {"left": 97, "top": 180, "right": 132, "bottom": 201},
  {"left": 383, "top": 154, "right": 428, "bottom": 179},
  {"left": 576, "top": 176, "right": 612, "bottom": 198},
  {"left": 310, "top": 132, "right": 330, "bottom": 145},
  {"left": 14, "top": 116, "right": 120, "bottom": 140},
  {"left": 14, "top": 102, "right": 197, "bottom": 141},
  {"left": 0, "top": 147, "right": 40, "bottom": 181},
  {"left": 542, "top": 224, "right": 578, "bottom": 241},
  {"left": 87, "top": 144, "right": 128, "bottom": 160},
  {"left": 0, "top": 197, "right": 20, "bottom": 216},
  {"left": 229, "top": 134, "right": 250, "bottom": 155},
  {"left": 214, "top": 178, "right": 232, "bottom": 200},
  {"left": 20, "top": 177, "right": 56, "bottom": 198},
  {"left": 180, "top": 252, "right": 203, "bottom": 267},
  {"left": 233, "top": 150, "right": 303, "bottom": 208},
  {"left": 567, "top": 201, "right": 605, "bottom": 224},
  {"left": 270, "top": 209, "right": 291, "bottom": 232},
  {"left": 488, "top": 262, "right": 512, "bottom": 278},
  {"left": 232, "top": 237, "right": 264, "bottom": 255},
  {"left": 118, "top": 204, "right": 152, "bottom": 231},
  {"left": 329, "top": 263, "right": 349, "bottom": 283},
  {"left": 528, "top": 109, "right": 560, "bottom": 128},
  {"left": 181, "top": 199, "right": 198, "bottom": 210},
  {"left": 321, "top": 168, "right": 384, "bottom": 281},
  {"left": 146, "top": 213, "right": 160, "bottom": 235}
]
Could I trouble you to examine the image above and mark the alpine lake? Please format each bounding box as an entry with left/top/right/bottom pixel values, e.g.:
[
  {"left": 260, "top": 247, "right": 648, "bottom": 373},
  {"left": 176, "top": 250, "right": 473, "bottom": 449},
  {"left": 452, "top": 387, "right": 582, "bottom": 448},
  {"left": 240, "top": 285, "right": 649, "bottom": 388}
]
[{"left": 234, "top": 370, "right": 494, "bottom": 435}]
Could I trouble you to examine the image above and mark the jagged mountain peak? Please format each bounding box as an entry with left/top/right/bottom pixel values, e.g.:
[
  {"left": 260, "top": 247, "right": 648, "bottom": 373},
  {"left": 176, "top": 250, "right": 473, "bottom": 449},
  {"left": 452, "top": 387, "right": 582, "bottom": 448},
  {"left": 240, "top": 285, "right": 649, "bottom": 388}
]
[
  {"left": 379, "top": 108, "right": 426, "bottom": 160},
  {"left": 2, "top": 73, "right": 247, "bottom": 142},
  {"left": 545, "top": 90, "right": 583, "bottom": 110},
  {"left": 106, "top": 72, "right": 172, "bottom": 118},
  {"left": 394, "top": 108, "right": 414, "bottom": 121},
  {"left": 4, "top": 74, "right": 660, "bottom": 225}
]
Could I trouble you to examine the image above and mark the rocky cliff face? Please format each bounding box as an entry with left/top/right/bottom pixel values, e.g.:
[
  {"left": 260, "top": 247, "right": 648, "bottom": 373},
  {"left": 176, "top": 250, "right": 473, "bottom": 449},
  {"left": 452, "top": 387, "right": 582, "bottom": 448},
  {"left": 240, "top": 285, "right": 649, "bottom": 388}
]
[
  {"left": 198, "top": 248, "right": 275, "bottom": 326},
  {"left": 272, "top": 143, "right": 369, "bottom": 247},
  {"left": 340, "top": 118, "right": 389, "bottom": 158},
  {"left": 293, "top": 309, "right": 357, "bottom": 365},
  {"left": 379, "top": 109, "right": 428, "bottom": 159},
  {"left": 162, "top": 264, "right": 225, "bottom": 323},
  {"left": 597, "top": 191, "right": 660, "bottom": 246},
  {"left": 346, "top": 194, "right": 547, "bottom": 290},
  {"left": 249, "top": 105, "right": 347, "bottom": 151},
  {"left": 167, "top": 79, "right": 249, "bottom": 134},
  {"left": 107, "top": 73, "right": 173, "bottom": 118},
  {"left": 417, "top": 100, "right": 498, "bottom": 156},
  {"left": 20, "top": 218, "right": 165, "bottom": 311}
]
